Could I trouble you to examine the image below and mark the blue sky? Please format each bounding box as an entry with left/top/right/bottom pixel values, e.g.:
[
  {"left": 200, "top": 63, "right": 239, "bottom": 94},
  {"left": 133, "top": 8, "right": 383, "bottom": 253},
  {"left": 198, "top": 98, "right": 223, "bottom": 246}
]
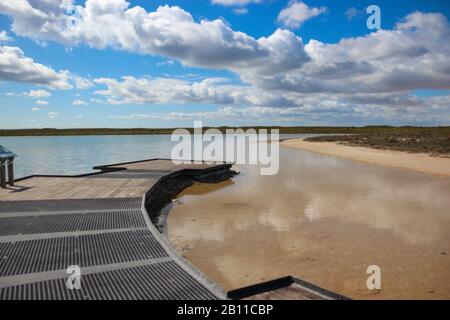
[{"left": 0, "top": 0, "right": 449, "bottom": 128}]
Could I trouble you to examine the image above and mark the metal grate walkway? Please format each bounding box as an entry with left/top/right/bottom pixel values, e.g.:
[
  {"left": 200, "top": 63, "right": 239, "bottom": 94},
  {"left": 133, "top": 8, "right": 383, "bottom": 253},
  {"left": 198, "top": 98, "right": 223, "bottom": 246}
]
[{"left": 0, "top": 163, "right": 230, "bottom": 300}]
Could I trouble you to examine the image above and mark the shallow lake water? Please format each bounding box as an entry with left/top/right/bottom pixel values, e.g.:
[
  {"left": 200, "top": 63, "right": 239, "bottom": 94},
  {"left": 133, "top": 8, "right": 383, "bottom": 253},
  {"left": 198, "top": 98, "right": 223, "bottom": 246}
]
[
  {"left": 168, "top": 144, "right": 450, "bottom": 299},
  {"left": 0, "top": 135, "right": 175, "bottom": 178},
  {"left": 0, "top": 134, "right": 304, "bottom": 178}
]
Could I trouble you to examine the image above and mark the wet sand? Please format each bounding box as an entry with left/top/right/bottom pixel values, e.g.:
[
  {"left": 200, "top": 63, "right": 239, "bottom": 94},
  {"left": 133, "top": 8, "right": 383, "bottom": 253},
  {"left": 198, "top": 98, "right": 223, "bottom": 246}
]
[
  {"left": 281, "top": 138, "right": 450, "bottom": 177},
  {"left": 167, "top": 147, "right": 450, "bottom": 300}
]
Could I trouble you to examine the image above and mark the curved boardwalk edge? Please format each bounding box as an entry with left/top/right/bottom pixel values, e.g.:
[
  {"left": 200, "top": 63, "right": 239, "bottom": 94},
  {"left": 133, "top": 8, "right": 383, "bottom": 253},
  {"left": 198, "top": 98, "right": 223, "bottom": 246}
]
[{"left": 0, "top": 159, "right": 234, "bottom": 300}]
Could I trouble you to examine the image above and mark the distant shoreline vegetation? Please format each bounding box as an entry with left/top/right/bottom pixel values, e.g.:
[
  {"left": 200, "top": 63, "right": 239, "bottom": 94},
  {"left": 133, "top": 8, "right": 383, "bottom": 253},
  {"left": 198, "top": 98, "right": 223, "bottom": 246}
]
[{"left": 0, "top": 126, "right": 449, "bottom": 137}]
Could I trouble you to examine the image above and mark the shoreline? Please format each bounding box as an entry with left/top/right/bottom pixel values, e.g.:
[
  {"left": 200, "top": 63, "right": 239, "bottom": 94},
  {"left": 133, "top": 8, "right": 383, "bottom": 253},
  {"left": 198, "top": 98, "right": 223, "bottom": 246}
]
[
  {"left": 1, "top": 126, "right": 449, "bottom": 137},
  {"left": 281, "top": 138, "right": 450, "bottom": 177}
]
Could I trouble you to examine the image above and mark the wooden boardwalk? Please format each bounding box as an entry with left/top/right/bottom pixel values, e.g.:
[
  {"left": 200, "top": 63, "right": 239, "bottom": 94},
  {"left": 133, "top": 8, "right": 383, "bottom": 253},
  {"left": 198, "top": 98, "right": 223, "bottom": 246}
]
[
  {"left": 0, "top": 160, "right": 219, "bottom": 201},
  {"left": 0, "top": 159, "right": 231, "bottom": 300}
]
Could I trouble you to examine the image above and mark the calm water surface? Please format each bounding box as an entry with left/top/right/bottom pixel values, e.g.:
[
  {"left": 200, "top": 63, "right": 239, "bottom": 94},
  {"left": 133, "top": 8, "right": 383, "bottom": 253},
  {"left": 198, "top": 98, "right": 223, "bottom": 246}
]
[
  {"left": 168, "top": 143, "right": 450, "bottom": 300},
  {"left": 0, "top": 134, "right": 304, "bottom": 178},
  {"left": 0, "top": 135, "right": 177, "bottom": 178}
]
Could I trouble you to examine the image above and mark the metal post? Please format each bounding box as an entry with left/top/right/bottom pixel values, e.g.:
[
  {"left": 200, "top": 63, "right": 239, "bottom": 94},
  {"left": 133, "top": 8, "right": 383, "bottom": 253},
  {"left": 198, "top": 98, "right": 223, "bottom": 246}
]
[
  {"left": 7, "top": 157, "right": 14, "bottom": 186},
  {"left": 0, "top": 159, "right": 6, "bottom": 188}
]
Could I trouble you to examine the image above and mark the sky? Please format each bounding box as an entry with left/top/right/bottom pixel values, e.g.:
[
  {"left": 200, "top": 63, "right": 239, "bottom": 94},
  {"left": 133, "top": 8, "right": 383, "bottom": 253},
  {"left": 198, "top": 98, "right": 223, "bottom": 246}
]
[{"left": 0, "top": 0, "right": 449, "bottom": 129}]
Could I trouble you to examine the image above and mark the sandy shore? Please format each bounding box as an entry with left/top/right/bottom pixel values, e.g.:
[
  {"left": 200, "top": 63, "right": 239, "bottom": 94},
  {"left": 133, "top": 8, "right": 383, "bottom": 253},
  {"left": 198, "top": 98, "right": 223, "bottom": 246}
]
[{"left": 281, "top": 138, "right": 450, "bottom": 177}]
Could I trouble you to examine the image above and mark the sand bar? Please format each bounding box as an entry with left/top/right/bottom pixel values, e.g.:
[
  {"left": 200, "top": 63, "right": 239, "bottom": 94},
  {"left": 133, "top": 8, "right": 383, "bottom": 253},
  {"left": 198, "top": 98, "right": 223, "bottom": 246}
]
[{"left": 281, "top": 138, "right": 450, "bottom": 177}]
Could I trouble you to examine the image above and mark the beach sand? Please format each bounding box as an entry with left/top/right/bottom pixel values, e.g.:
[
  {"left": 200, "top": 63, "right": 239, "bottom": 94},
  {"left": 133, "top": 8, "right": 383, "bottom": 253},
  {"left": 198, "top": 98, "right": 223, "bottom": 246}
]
[{"left": 281, "top": 138, "right": 450, "bottom": 177}]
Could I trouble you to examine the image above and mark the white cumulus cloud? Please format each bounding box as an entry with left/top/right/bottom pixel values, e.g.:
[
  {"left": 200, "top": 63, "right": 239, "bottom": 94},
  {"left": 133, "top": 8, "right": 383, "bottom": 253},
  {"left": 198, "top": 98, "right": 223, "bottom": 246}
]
[
  {"left": 24, "top": 89, "right": 52, "bottom": 98},
  {"left": 72, "top": 99, "right": 87, "bottom": 106},
  {"left": 277, "top": 1, "right": 327, "bottom": 29},
  {"left": 0, "top": 30, "right": 12, "bottom": 41},
  {"left": 47, "top": 111, "right": 59, "bottom": 118},
  {"left": 36, "top": 100, "right": 49, "bottom": 105},
  {"left": 0, "top": 44, "right": 92, "bottom": 89},
  {"left": 0, "top": 46, "right": 72, "bottom": 89},
  {"left": 0, "top": 1, "right": 309, "bottom": 80},
  {"left": 211, "top": 0, "right": 261, "bottom": 6}
]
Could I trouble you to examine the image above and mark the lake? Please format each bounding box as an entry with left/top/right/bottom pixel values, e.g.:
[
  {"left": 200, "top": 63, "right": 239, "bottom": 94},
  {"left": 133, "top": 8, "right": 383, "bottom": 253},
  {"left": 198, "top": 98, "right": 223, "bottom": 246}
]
[
  {"left": 0, "top": 135, "right": 176, "bottom": 178},
  {"left": 0, "top": 134, "right": 302, "bottom": 178}
]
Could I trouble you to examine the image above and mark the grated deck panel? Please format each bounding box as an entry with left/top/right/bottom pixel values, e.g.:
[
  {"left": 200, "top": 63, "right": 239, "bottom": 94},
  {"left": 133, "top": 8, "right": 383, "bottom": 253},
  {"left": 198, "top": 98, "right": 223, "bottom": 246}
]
[
  {"left": 0, "top": 210, "right": 147, "bottom": 236},
  {"left": 0, "top": 261, "right": 217, "bottom": 300},
  {"left": 0, "top": 230, "right": 168, "bottom": 276},
  {"left": 0, "top": 198, "right": 142, "bottom": 213}
]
